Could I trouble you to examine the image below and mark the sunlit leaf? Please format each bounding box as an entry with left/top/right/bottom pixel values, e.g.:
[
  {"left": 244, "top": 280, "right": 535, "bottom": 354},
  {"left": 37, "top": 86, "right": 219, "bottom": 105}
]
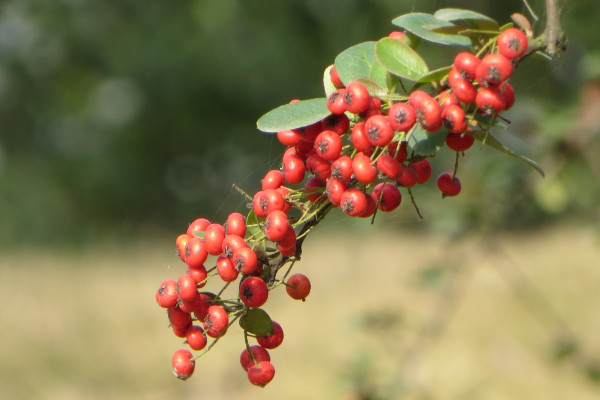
[
  {"left": 256, "top": 98, "right": 329, "bottom": 133},
  {"left": 334, "top": 41, "right": 388, "bottom": 88},
  {"left": 239, "top": 308, "right": 274, "bottom": 337},
  {"left": 375, "top": 38, "right": 429, "bottom": 82},
  {"left": 323, "top": 65, "right": 338, "bottom": 98},
  {"left": 392, "top": 13, "right": 472, "bottom": 47},
  {"left": 418, "top": 65, "right": 452, "bottom": 83},
  {"left": 433, "top": 8, "right": 499, "bottom": 30}
]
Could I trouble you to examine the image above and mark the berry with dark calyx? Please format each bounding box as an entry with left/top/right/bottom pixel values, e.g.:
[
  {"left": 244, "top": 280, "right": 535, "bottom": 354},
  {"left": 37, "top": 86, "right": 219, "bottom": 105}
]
[
  {"left": 306, "top": 154, "right": 332, "bottom": 181},
  {"left": 253, "top": 189, "right": 285, "bottom": 218},
  {"left": 330, "top": 155, "right": 354, "bottom": 182},
  {"left": 264, "top": 210, "right": 290, "bottom": 242},
  {"left": 396, "top": 164, "right": 419, "bottom": 188},
  {"left": 388, "top": 102, "right": 416, "bottom": 132},
  {"left": 476, "top": 53, "right": 513, "bottom": 87},
  {"left": 257, "top": 321, "right": 284, "bottom": 349},
  {"left": 248, "top": 360, "right": 276, "bottom": 387},
  {"left": 314, "top": 130, "right": 343, "bottom": 161},
  {"left": 441, "top": 104, "right": 467, "bottom": 134},
  {"left": 437, "top": 173, "right": 462, "bottom": 197},
  {"left": 175, "top": 234, "right": 191, "bottom": 262},
  {"left": 344, "top": 81, "right": 371, "bottom": 114},
  {"left": 168, "top": 305, "right": 193, "bottom": 328},
  {"left": 221, "top": 234, "right": 247, "bottom": 257},
  {"left": 172, "top": 349, "right": 195, "bottom": 381},
  {"left": 186, "top": 325, "right": 207, "bottom": 351},
  {"left": 453, "top": 52, "right": 480, "bottom": 80},
  {"left": 325, "top": 177, "right": 347, "bottom": 207},
  {"left": 415, "top": 96, "right": 442, "bottom": 132},
  {"left": 240, "top": 276, "right": 269, "bottom": 308},
  {"left": 365, "top": 114, "right": 394, "bottom": 147},
  {"left": 156, "top": 279, "right": 179, "bottom": 308},
  {"left": 411, "top": 158, "right": 432, "bottom": 184},
  {"left": 232, "top": 246, "right": 258, "bottom": 275},
  {"left": 497, "top": 27, "right": 528, "bottom": 59},
  {"left": 184, "top": 237, "right": 208, "bottom": 269},
  {"left": 240, "top": 345, "right": 271, "bottom": 372},
  {"left": 476, "top": 87, "right": 506, "bottom": 116},
  {"left": 327, "top": 89, "right": 347, "bottom": 115},
  {"left": 283, "top": 154, "right": 306, "bottom": 184},
  {"left": 286, "top": 273, "right": 311, "bottom": 300},
  {"left": 449, "top": 76, "right": 477, "bottom": 104},
  {"left": 340, "top": 188, "right": 368, "bottom": 217},
  {"left": 321, "top": 113, "right": 350, "bottom": 135},
  {"left": 352, "top": 152, "right": 377, "bottom": 184},
  {"left": 446, "top": 132, "right": 475, "bottom": 152},
  {"left": 205, "top": 305, "right": 229, "bottom": 334},
  {"left": 372, "top": 182, "right": 402, "bottom": 212}
]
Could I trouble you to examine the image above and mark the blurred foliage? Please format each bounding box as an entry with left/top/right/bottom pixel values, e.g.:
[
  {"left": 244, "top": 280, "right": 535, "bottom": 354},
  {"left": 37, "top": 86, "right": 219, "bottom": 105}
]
[{"left": 0, "top": 0, "right": 598, "bottom": 245}]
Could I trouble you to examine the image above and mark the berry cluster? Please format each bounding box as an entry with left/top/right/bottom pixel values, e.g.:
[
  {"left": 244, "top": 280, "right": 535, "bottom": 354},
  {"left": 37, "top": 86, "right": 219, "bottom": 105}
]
[{"left": 156, "top": 22, "right": 531, "bottom": 388}]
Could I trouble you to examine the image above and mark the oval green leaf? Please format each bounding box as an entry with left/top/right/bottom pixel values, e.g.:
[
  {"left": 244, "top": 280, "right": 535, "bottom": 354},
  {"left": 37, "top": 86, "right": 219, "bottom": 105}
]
[
  {"left": 256, "top": 98, "right": 330, "bottom": 133},
  {"left": 470, "top": 130, "right": 545, "bottom": 177},
  {"left": 239, "top": 308, "right": 274, "bottom": 337},
  {"left": 392, "top": 12, "right": 472, "bottom": 47},
  {"left": 433, "top": 8, "right": 498, "bottom": 30},
  {"left": 375, "top": 38, "right": 429, "bottom": 82},
  {"left": 411, "top": 124, "right": 448, "bottom": 156},
  {"left": 418, "top": 65, "right": 452, "bottom": 83},
  {"left": 323, "top": 65, "right": 338, "bottom": 98},
  {"left": 334, "top": 41, "right": 388, "bottom": 89}
]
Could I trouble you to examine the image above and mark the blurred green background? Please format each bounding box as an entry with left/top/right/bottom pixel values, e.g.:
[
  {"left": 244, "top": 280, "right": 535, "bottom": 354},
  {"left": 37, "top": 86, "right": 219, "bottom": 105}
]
[{"left": 1, "top": 0, "right": 600, "bottom": 399}]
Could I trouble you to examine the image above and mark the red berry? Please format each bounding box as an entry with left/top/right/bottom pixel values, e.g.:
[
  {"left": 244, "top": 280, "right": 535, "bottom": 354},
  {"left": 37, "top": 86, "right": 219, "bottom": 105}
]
[
  {"left": 257, "top": 321, "right": 284, "bottom": 349},
  {"left": 221, "top": 234, "right": 247, "bottom": 257},
  {"left": 365, "top": 115, "right": 394, "bottom": 147},
  {"left": 184, "top": 237, "right": 208, "bottom": 269},
  {"left": 283, "top": 155, "right": 306, "bottom": 184},
  {"left": 225, "top": 212, "right": 246, "bottom": 237},
  {"left": 441, "top": 104, "right": 467, "bottom": 134},
  {"left": 351, "top": 122, "right": 374, "bottom": 155},
  {"left": 277, "top": 225, "right": 297, "bottom": 249},
  {"left": 204, "top": 223, "right": 225, "bottom": 256},
  {"left": 340, "top": 188, "right": 368, "bottom": 217},
  {"left": 187, "top": 265, "right": 208, "bottom": 286},
  {"left": 253, "top": 189, "right": 285, "bottom": 218},
  {"left": 476, "top": 87, "right": 506, "bottom": 116},
  {"left": 232, "top": 246, "right": 259, "bottom": 275},
  {"left": 497, "top": 27, "right": 528, "bottom": 59},
  {"left": 352, "top": 152, "right": 377, "bottom": 184},
  {"left": 476, "top": 53, "right": 513, "bottom": 86},
  {"left": 439, "top": 89, "right": 460, "bottom": 109},
  {"left": 306, "top": 154, "right": 332, "bottom": 181},
  {"left": 186, "top": 325, "right": 207, "bottom": 351},
  {"left": 330, "top": 65, "right": 344, "bottom": 88},
  {"left": 327, "top": 89, "right": 347, "bottom": 115},
  {"left": 387, "top": 140, "right": 408, "bottom": 163},
  {"left": 325, "top": 177, "right": 347, "bottom": 206},
  {"left": 261, "top": 170, "right": 285, "bottom": 191},
  {"left": 372, "top": 182, "right": 402, "bottom": 212},
  {"left": 344, "top": 81, "right": 371, "bottom": 114},
  {"left": 168, "top": 305, "right": 192, "bottom": 328},
  {"left": 499, "top": 82, "right": 515, "bottom": 110},
  {"left": 376, "top": 153, "right": 400, "bottom": 179},
  {"left": 177, "top": 273, "right": 199, "bottom": 302},
  {"left": 408, "top": 90, "right": 430, "bottom": 107},
  {"left": 286, "top": 273, "right": 311, "bottom": 300},
  {"left": 396, "top": 164, "right": 419, "bottom": 188},
  {"left": 205, "top": 305, "right": 228, "bottom": 334},
  {"left": 450, "top": 77, "right": 477, "bottom": 104},
  {"left": 305, "top": 176, "right": 325, "bottom": 203},
  {"left": 172, "top": 349, "right": 195, "bottom": 381},
  {"left": 175, "top": 234, "right": 191, "bottom": 262},
  {"left": 156, "top": 279, "right": 179, "bottom": 308},
  {"left": 277, "top": 129, "right": 302, "bottom": 146},
  {"left": 216, "top": 255, "right": 239, "bottom": 282},
  {"left": 411, "top": 159, "right": 432, "bottom": 184},
  {"left": 388, "top": 102, "right": 416, "bottom": 132},
  {"left": 248, "top": 360, "right": 276, "bottom": 387},
  {"left": 416, "top": 97, "right": 442, "bottom": 132},
  {"left": 240, "top": 345, "right": 270, "bottom": 372},
  {"left": 321, "top": 113, "right": 350, "bottom": 135},
  {"left": 264, "top": 210, "right": 289, "bottom": 242},
  {"left": 314, "top": 130, "right": 343, "bottom": 161},
  {"left": 453, "top": 52, "right": 480, "bottom": 80},
  {"left": 437, "top": 173, "right": 462, "bottom": 196},
  {"left": 359, "top": 193, "right": 377, "bottom": 218},
  {"left": 186, "top": 218, "right": 210, "bottom": 238},
  {"left": 446, "top": 132, "right": 475, "bottom": 152},
  {"left": 330, "top": 155, "right": 354, "bottom": 182},
  {"left": 240, "top": 276, "right": 269, "bottom": 308}
]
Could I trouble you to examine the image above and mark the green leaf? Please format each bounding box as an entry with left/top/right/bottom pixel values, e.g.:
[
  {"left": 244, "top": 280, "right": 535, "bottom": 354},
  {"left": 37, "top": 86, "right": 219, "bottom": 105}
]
[
  {"left": 355, "top": 78, "right": 388, "bottom": 97},
  {"left": 410, "top": 124, "right": 447, "bottom": 156},
  {"left": 375, "top": 38, "right": 429, "bottom": 82},
  {"left": 471, "top": 131, "right": 545, "bottom": 177},
  {"left": 433, "top": 8, "right": 499, "bottom": 30},
  {"left": 246, "top": 210, "right": 264, "bottom": 238},
  {"left": 323, "top": 65, "right": 337, "bottom": 99},
  {"left": 256, "top": 98, "right": 330, "bottom": 133},
  {"left": 239, "top": 308, "right": 274, "bottom": 337},
  {"left": 417, "top": 65, "right": 452, "bottom": 83},
  {"left": 334, "top": 41, "right": 388, "bottom": 89},
  {"left": 392, "top": 13, "right": 472, "bottom": 47}
]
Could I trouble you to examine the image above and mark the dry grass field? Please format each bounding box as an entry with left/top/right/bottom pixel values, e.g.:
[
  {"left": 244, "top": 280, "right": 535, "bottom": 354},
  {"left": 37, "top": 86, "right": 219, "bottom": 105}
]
[{"left": 1, "top": 222, "right": 599, "bottom": 400}]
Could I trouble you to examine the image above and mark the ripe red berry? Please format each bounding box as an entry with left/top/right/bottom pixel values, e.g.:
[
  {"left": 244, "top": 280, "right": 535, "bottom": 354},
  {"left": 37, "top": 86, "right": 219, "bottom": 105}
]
[
  {"left": 253, "top": 189, "right": 285, "bottom": 218},
  {"left": 351, "top": 122, "right": 374, "bottom": 155},
  {"left": 344, "top": 81, "right": 371, "bottom": 114},
  {"left": 446, "top": 132, "right": 475, "bottom": 152},
  {"left": 314, "top": 130, "right": 343, "bottom": 161},
  {"left": 248, "top": 360, "right": 276, "bottom": 387},
  {"left": 441, "top": 104, "right": 467, "bottom": 134},
  {"left": 187, "top": 265, "right": 208, "bottom": 287},
  {"left": 240, "top": 276, "right": 269, "bottom": 308},
  {"left": 240, "top": 345, "right": 271, "bottom": 372},
  {"left": 286, "top": 273, "right": 311, "bottom": 300},
  {"left": 411, "top": 158, "right": 432, "bottom": 184},
  {"left": 476, "top": 53, "right": 513, "bottom": 86},
  {"left": 330, "top": 65, "right": 344, "bottom": 88},
  {"left": 359, "top": 193, "right": 377, "bottom": 218},
  {"left": 327, "top": 89, "right": 347, "bottom": 115},
  {"left": 216, "top": 255, "right": 239, "bottom": 282},
  {"left": 361, "top": 96, "right": 383, "bottom": 119},
  {"left": 416, "top": 97, "right": 442, "bottom": 132},
  {"left": 283, "top": 154, "right": 306, "bottom": 184},
  {"left": 439, "top": 89, "right": 460, "bottom": 109},
  {"left": 476, "top": 87, "right": 506, "bottom": 116},
  {"left": 453, "top": 52, "right": 480, "bottom": 80},
  {"left": 340, "top": 188, "right": 368, "bottom": 217},
  {"left": 177, "top": 273, "right": 199, "bottom": 302},
  {"left": 306, "top": 154, "right": 332, "bottom": 181},
  {"left": 497, "top": 27, "right": 528, "bottom": 59},
  {"left": 352, "top": 152, "right": 377, "bottom": 184},
  {"left": 186, "top": 218, "right": 210, "bottom": 238},
  {"left": 175, "top": 234, "right": 191, "bottom": 262},
  {"left": 225, "top": 212, "right": 246, "bottom": 237},
  {"left": 388, "top": 31, "right": 405, "bottom": 40},
  {"left": 172, "top": 349, "right": 195, "bottom": 381},
  {"left": 365, "top": 114, "right": 394, "bottom": 147},
  {"left": 257, "top": 321, "right": 284, "bottom": 349},
  {"left": 277, "top": 225, "right": 297, "bottom": 249},
  {"left": 408, "top": 90, "right": 430, "bottom": 107},
  {"left": 437, "top": 173, "right": 462, "bottom": 196},
  {"left": 387, "top": 140, "right": 408, "bottom": 163},
  {"left": 450, "top": 76, "right": 477, "bottom": 104},
  {"left": 276, "top": 129, "right": 302, "bottom": 146},
  {"left": 205, "top": 305, "right": 229, "bottom": 334},
  {"left": 330, "top": 155, "right": 354, "bottom": 182},
  {"left": 372, "top": 182, "right": 402, "bottom": 212},
  {"left": 156, "top": 279, "right": 179, "bottom": 308},
  {"left": 388, "top": 102, "right": 417, "bottom": 132},
  {"left": 264, "top": 210, "right": 289, "bottom": 242},
  {"left": 261, "top": 170, "right": 285, "bottom": 191},
  {"left": 376, "top": 153, "right": 400, "bottom": 179},
  {"left": 204, "top": 223, "right": 226, "bottom": 256},
  {"left": 396, "top": 164, "right": 419, "bottom": 188},
  {"left": 321, "top": 113, "right": 350, "bottom": 135},
  {"left": 221, "top": 234, "right": 247, "bottom": 257},
  {"left": 295, "top": 138, "right": 315, "bottom": 158},
  {"left": 168, "top": 305, "right": 193, "bottom": 328},
  {"left": 184, "top": 237, "right": 208, "bottom": 269},
  {"left": 498, "top": 82, "right": 515, "bottom": 110},
  {"left": 232, "top": 246, "right": 259, "bottom": 275},
  {"left": 325, "top": 177, "right": 347, "bottom": 206},
  {"left": 185, "top": 325, "right": 207, "bottom": 351},
  {"left": 305, "top": 176, "right": 325, "bottom": 203}
]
